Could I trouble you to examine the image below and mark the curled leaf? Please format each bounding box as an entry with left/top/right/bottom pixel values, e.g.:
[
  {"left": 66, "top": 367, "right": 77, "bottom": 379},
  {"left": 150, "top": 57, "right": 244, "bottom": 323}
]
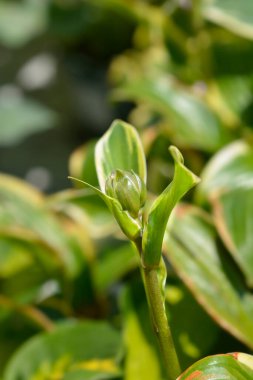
[{"left": 142, "top": 146, "right": 200, "bottom": 268}]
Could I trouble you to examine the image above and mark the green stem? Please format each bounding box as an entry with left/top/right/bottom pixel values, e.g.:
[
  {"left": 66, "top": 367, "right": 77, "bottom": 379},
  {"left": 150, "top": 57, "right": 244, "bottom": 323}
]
[{"left": 142, "top": 266, "right": 181, "bottom": 380}]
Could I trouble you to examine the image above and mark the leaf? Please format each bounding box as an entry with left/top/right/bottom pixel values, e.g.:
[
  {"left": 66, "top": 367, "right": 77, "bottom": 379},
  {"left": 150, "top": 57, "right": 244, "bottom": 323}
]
[
  {"left": 0, "top": 238, "right": 58, "bottom": 303},
  {"left": 142, "top": 146, "right": 200, "bottom": 267},
  {"left": 94, "top": 241, "right": 139, "bottom": 294},
  {"left": 95, "top": 119, "right": 147, "bottom": 191},
  {"left": 48, "top": 189, "right": 116, "bottom": 238},
  {"left": 0, "top": 237, "right": 33, "bottom": 278},
  {"left": 69, "top": 141, "right": 99, "bottom": 187},
  {"left": 0, "top": 174, "right": 85, "bottom": 277},
  {"left": 0, "top": 311, "right": 42, "bottom": 376},
  {"left": 203, "top": 0, "right": 253, "bottom": 40},
  {"left": 68, "top": 177, "right": 141, "bottom": 240},
  {"left": 0, "top": 95, "right": 57, "bottom": 146},
  {"left": 196, "top": 140, "right": 253, "bottom": 287},
  {"left": 113, "top": 79, "right": 230, "bottom": 152},
  {"left": 206, "top": 76, "right": 252, "bottom": 127},
  {"left": 164, "top": 204, "right": 253, "bottom": 349},
  {"left": 177, "top": 353, "right": 253, "bottom": 379},
  {"left": 212, "top": 188, "right": 253, "bottom": 287},
  {"left": 196, "top": 140, "right": 253, "bottom": 202},
  {"left": 4, "top": 321, "right": 122, "bottom": 380},
  {"left": 62, "top": 368, "right": 120, "bottom": 380}
]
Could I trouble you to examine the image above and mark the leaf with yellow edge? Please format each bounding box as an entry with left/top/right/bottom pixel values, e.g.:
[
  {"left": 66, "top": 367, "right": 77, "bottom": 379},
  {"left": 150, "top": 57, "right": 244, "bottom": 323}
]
[
  {"left": 95, "top": 119, "right": 147, "bottom": 191},
  {"left": 177, "top": 352, "right": 253, "bottom": 379}
]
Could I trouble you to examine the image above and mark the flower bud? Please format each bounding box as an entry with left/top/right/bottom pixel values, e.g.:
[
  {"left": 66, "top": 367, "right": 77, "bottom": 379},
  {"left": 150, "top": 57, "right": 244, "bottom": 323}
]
[{"left": 105, "top": 169, "right": 146, "bottom": 218}]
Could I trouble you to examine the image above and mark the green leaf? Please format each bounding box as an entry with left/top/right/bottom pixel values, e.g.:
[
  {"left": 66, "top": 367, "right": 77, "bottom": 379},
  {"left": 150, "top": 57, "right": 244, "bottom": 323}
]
[
  {"left": 164, "top": 205, "right": 253, "bottom": 349},
  {"left": 212, "top": 188, "right": 253, "bottom": 287},
  {"left": 0, "top": 311, "right": 42, "bottom": 376},
  {"left": 94, "top": 241, "right": 139, "bottom": 294},
  {"left": 48, "top": 189, "right": 116, "bottom": 239},
  {"left": 4, "top": 321, "right": 122, "bottom": 380},
  {"left": 62, "top": 370, "right": 120, "bottom": 380},
  {"left": 142, "top": 146, "right": 200, "bottom": 267},
  {"left": 206, "top": 76, "right": 252, "bottom": 127},
  {"left": 0, "top": 96, "right": 57, "bottom": 146},
  {"left": 196, "top": 140, "right": 253, "bottom": 287},
  {"left": 0, "top": 238, "right": 33, "bottom": 278},
  {"left": 178, "top": 353, "right": 253, "bottom": 380},
  {"left": 68, "top": 177, "right": 141, "bottom": 240},
  {"left": 203, "top": 0, "right": 253, "bottom": 40},
  {"left": 197, "top": 141, "right": 253, "bottom": 202},
  {"left": 0, "top": 174, "right": 85, "bottom": 277},
  {"left": 95, "top": 119, "right": 147, "bottom": 191},
  {"left": 0, "top": 237, "right": 59, "bottom": 303},
  {"left": 69, "top": 141, "right": 99, "bottom": 188},
  {"left": 113, "top": 79, "right": 230, "bottom": 152}
]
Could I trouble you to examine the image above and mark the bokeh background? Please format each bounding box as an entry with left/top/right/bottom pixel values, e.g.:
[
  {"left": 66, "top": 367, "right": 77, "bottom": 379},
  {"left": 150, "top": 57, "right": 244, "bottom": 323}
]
[
  {"left": 1, "top": 0, "right": 253, "bottom": 193},
  {"left": 2, "top": 1, "right": 253, "bottom": 379},
  {"left": 0, "top": 0, "right": 138, "bottom": 192}
]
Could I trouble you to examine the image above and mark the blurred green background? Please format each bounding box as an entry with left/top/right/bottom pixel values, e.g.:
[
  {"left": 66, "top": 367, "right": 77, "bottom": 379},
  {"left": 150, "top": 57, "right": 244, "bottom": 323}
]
[
  {"left": 1, "top": 1, "right": 253, "bottom": 378},
  {"left": 0, "top": 0, "right": 138, "bottom": 191},
  {"left": 1, "top": 0, "right": 253, "bottom": 193}
]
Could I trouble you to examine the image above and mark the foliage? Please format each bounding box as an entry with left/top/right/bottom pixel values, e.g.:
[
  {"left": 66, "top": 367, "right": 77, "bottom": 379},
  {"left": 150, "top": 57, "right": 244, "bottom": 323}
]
[{"left": 1, "top": 0, "right": 253, "bottom": 379}]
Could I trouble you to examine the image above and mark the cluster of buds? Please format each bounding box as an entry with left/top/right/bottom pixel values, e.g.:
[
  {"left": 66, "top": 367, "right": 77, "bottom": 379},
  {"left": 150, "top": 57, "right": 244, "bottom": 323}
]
[{"left": 105, "top": 169, "right": 146, "bottom": 219}]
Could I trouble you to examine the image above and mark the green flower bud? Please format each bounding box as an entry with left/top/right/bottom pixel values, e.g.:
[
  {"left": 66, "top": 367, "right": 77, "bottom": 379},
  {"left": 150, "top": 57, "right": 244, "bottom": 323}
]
[{"left": 105, "top": 169, "right": 146, "bottom": 218}]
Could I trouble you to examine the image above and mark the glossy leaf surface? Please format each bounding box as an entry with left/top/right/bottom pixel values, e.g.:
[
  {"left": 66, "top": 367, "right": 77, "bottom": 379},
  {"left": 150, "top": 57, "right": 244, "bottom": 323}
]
[
  {"left": 113, "top": 79, "right": 229, "bottom": 152},
  {"left": 212, "top": 188, "right": 253, "bottom": 287},
  {"left": 197, "top": 141, "right": 253, "bottom": 286},
  {"left": 178, "top": 353, "right": 253, "bottom": 379},
  {"left": 142, "top": 147, "right": 199, "bottom": 267},
  {"left": 164, "top": 205, "right": 253, "bottom": 349},
  {"left": 197, "top": 141, "right": 253, "bottom": 202},
  {"left": 95, "top": 119, "right": 146, "bottom": 191}
]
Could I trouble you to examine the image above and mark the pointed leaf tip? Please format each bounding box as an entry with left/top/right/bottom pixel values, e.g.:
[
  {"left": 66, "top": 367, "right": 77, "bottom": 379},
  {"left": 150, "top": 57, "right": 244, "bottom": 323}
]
[
  {"left": 169, "top": 145, "right": 184, "bottom": 164},
  {"left": 95, "top": 119, "right": 147, "bottom": 192}
]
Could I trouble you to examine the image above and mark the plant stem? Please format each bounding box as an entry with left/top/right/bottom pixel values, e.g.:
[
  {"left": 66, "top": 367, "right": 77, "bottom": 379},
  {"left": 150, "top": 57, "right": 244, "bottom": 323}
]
[{"left": 142, "top": 266, "right": 181, "bottom": 380}]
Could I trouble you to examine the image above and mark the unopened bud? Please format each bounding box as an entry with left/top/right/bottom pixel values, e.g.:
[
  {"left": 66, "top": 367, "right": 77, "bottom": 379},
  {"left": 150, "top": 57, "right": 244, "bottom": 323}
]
[{"left": 105, "top": 169, "right": 146, "bottom": 218}]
